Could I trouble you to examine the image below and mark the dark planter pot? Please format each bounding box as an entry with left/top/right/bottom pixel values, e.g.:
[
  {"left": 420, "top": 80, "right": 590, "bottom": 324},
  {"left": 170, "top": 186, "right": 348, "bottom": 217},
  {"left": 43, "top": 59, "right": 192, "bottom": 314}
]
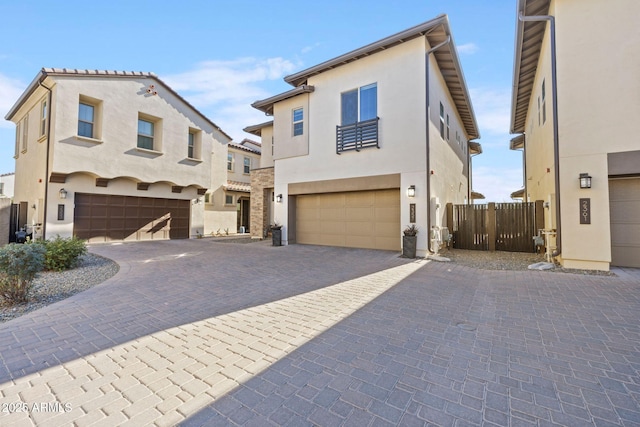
[
  {"left": 402, "top": 235, "right": 417, "bottom": 258},
  {"left": 271, "top": 228, "right": 282, "bottom": 246}
]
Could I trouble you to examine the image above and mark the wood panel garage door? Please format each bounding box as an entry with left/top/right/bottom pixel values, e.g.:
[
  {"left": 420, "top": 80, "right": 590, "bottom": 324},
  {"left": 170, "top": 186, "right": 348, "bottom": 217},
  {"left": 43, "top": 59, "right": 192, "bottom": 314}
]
[
  {"left": 609, "top": 178, "right": 640, "bottom": 268},
  {"left": 296, "top": 189, "right": 400, "bottom": 251},
  {"left": 74, "top": 193, "right": 190, "bottom": 243}
]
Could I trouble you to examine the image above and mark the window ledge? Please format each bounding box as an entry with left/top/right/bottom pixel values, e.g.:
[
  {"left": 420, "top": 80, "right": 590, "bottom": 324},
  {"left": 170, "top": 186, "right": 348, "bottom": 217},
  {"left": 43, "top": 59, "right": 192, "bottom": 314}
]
[
  {"left": 76, "top": 135, "right": 103, "bottom": 145},
  {"left": 185, "top": 157, "right": 203, "bottom": 163},
  {"left": 135, "top": 147, "right": 163, "bottom": 156}
]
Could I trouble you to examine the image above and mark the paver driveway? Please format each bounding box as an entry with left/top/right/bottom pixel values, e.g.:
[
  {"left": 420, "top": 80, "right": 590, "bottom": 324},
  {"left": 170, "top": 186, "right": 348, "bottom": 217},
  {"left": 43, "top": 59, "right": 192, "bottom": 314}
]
[{"left": 0, "top": 239, "right": 639, "bottom": 426}]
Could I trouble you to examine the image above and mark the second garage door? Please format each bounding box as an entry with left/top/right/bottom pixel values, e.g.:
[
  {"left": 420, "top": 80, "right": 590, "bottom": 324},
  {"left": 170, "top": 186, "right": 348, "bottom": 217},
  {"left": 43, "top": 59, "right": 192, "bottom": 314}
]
[
  {"left": 296, "top": 189, "right": 400, "bottom": 251},
  {"left": 74, "top": 193, "right": 190, "bottom": 243},
  {"left": 609, "top": 178, "right": 640, "bottom": 268}
]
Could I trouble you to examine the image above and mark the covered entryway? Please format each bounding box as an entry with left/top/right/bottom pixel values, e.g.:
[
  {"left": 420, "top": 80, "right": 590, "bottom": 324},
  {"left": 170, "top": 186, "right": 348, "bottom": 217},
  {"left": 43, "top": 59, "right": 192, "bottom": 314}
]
[
  {"left": 295, "top": 189, "right": 400, "bottom": 251},
  {"left": 74, "top": 193, "right": 190, "bottom": 243},
  {"left": 609, "top": 178, "right": 640, "bottom": 268}
]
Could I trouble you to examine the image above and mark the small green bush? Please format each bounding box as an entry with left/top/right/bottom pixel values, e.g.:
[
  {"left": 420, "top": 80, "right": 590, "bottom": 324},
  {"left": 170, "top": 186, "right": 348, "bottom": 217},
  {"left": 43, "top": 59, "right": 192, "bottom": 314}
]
[
  {"left": 38, "top": 236, "right": 88, "bottom": 271},
  {"left": 0, "top": 243, "right": 45, "bottom": 304}
]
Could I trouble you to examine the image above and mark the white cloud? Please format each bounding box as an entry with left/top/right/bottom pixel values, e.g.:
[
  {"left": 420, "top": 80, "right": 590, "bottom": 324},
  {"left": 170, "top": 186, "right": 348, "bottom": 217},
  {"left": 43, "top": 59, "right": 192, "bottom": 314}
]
[
  {"left": 472, "top": 165, "right": 524, "bottom": 203},
  {"left": 301, "top": 43, "right": 321, "bottom": 54},
  {"left": 457, "top": 42, "right": 479, "bottom": 55},
  {"left": 163, "top": 57, "right": 299, "bottom": 141},
  {"left": 469, "top": 87, "right": 512, "bottom": 136},
  {"left": 0, "top": 73, "right": 26, "bottom": 128}
]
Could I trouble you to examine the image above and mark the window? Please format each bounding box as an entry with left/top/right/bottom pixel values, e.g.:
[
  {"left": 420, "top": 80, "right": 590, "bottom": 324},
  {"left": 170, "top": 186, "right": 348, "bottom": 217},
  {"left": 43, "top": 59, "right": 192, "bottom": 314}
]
[
  {"left": 227, "top": 153, "right": 234, "bottom": 171},
  {"left": 225, "top": 194, "right": 234, "bottom": 205},
  {"left": 137, "top": 119, "right": 154, "bottom": 149},
  {"left": 446, "top": 114, "right": 450, "bottom": 141},
  {"left": 293, "top": 108, "right": 303, "bottom": 136},
  {"left": 40, "top": 98, "right": 48, "bottom": 138},
  {"left": 0, "top": 182, "right": 4, "bottom": 195},
  {"left": 14, "top": 121, "right": 21, "bottom": 158},
  {"left": 341, "top": 83, "right": 377, "bottom": 125},
  {"left": 439, "top": 102, "right": 445, "bottom": 138},
  {"left": 204, "top": 193, "right": 211, "bottom": 204},
  {"left": 541, "top": 79, "right": 546, "bottom": 124},
  {"left": 78, "top": 103, "right": 95, "bottom": 138},
  {"left": 188, "top": 132, "right": 195, "bottom": 158},
  {"left": 187, "top": 129, "right": 201, "bottom": 159},
  {"left": 243, "top": 157, "right": 251, "bottom": 174},
  {"left": 21, "top": 116, "right": 28, "bottom": 153}
]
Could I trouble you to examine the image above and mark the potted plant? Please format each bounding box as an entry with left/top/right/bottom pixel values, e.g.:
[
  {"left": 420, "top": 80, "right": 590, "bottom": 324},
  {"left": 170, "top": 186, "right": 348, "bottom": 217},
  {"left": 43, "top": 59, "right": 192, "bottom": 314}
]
[
  {"left": 402, "top": 224, "right": 418, "bottom": 258},
  {"left": 271, "top": 223, "right": 282, "bottom": 246}
]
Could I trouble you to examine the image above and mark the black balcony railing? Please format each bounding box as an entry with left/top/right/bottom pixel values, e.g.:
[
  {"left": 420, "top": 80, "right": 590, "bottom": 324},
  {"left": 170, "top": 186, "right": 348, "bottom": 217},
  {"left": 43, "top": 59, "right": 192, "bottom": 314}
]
[{"left": 336, "top": 117, "right": 379, "bottom": 154}]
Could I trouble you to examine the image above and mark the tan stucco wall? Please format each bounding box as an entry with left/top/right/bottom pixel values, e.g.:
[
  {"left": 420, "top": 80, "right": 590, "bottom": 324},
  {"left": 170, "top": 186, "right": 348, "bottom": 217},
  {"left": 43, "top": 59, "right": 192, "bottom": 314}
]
[
  {"left": 520, "top": 0, "right": 640, "bottom": 270},
  {"left": 10, "top": 74, "right": 229, "bottom": 240},
  {"left": 273, "top": 94, "right": 310, "bottom": 160}
]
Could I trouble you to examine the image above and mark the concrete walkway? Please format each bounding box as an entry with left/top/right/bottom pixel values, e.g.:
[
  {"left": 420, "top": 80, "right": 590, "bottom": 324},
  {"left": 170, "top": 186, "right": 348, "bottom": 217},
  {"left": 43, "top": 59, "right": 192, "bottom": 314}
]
[{"left": 1, "top": 239, "right": 639, "bottom": 426}]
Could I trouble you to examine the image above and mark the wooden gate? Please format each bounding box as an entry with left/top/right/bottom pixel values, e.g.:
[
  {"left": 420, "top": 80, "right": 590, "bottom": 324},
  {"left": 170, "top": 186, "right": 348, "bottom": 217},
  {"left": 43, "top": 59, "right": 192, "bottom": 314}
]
[{"left": 447, "top": 201, "right": 543, "bottom": 253}]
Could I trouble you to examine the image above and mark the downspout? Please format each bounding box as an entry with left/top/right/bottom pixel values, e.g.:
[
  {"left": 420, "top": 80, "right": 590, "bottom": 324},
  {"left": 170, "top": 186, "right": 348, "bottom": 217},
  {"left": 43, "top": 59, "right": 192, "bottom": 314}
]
[
  {"left": 518, "top": 11, "right": 561, "bottom": 257},
  {"left": 38, "top": 79, "right": 53, "bottom": 240},
  {"left": 467, "top": 139, "right": 479, "bottom": 205},
  {"left": 425, "top": 36, "right": 450, "bottom": 253}
]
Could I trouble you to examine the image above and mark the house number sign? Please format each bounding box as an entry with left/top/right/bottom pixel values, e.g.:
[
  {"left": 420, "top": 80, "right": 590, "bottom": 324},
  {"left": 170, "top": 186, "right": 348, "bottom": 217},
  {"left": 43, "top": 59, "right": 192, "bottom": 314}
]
[
  {"left": 579, "top": 198, "right": 590, "bottom": 224},
  {"left": 409, "top": 203, "right": 416, "bottom": 223}
]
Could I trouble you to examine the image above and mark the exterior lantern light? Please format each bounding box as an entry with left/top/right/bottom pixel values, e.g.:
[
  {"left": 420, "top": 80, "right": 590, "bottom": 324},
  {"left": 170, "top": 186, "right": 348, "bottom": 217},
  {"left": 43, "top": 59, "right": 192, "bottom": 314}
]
[
  {"left": 276, "top": 194, "right": 283, "bottom": 203},
  {"left": 579, "top": 173, "right": 592, "bottom": 189},
  {"left": 59, "top": 188, "right": 68, "bottom": 199},
  {"left": 407, "top": 185, "right": 416, "bottom": 198}
]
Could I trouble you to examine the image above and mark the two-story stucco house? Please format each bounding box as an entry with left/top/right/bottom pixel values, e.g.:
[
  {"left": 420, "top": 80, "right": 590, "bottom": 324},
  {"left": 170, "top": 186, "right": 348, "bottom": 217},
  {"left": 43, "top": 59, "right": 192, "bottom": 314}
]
[
  {"left": 5, "top": 68, "right": 231, "bottom": 242},
  {"left": 509, "top": 0, "right": 640, "bottom": 270},
  {"left": 203, "top": 138, "right": 261, "bottom": 235},
  {"left": 246, "top": 15, "right": 481, "bottom": 256}
]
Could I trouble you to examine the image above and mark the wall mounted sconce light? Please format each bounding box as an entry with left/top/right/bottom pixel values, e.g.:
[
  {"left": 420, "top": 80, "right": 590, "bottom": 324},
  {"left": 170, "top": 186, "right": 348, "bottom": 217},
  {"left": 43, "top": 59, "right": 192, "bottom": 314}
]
[
  {"left": 579, "top": 173, "right": 592, "bottom": 189},
  {"left": 193, "top": 198, "right": 201, "bottom": 205},
  {"left": 407, "top": 185, "right": 416, "bottom": 198},
  {"left": 276, "top": 194, "right": 283, "bottom": 203},
  {"left": 59, "top": 188, "right": 68, "bottom": 199}
]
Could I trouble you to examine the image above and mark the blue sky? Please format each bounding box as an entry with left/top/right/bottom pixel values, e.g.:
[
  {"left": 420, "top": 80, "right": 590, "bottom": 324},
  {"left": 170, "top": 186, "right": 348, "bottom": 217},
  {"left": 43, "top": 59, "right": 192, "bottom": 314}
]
[{"left": 0, "top": 0, "right": 522, "bottom": 201}]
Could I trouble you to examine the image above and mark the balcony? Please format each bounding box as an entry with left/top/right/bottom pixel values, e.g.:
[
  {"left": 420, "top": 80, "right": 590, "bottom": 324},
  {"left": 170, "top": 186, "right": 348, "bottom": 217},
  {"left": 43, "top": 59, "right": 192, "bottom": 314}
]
[{"left": 336, "top": 117, "right": 379, "bottom": 154}]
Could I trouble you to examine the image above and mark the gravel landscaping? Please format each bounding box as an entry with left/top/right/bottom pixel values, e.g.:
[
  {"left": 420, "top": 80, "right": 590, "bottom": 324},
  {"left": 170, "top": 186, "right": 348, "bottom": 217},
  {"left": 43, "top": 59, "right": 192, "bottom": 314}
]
[{"left": 0, "top": 253, "right": 119, "bottom": 323}]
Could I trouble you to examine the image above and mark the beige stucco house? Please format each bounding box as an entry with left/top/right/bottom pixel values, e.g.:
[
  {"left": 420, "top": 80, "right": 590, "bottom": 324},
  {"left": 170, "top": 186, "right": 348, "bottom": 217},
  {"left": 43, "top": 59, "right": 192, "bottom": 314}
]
[
  {"left": 510, "top": 0, "right": 640, "bottom": 270},
  {"left": 203, "top": 139, "right": 261, "bottom": 235},
  {"left": 0, "top": 173, "right": 15, "bottom": 199},
  {"left": 246, "top": 15, "right": 481, "bottom": 256},
  {"left": 5, "top": 68, "right": 231, "bottom": 242}
]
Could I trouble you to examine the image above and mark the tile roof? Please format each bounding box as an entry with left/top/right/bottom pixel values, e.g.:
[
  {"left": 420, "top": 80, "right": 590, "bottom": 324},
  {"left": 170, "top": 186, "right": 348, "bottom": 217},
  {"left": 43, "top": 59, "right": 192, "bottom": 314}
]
[{"left": 224, "top": 180, "right": 251, "bottom": 193}]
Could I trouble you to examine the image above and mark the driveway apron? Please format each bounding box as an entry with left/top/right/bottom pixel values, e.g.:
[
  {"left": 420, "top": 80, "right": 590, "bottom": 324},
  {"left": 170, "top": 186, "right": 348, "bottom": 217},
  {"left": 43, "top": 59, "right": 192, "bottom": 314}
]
[{"left": 1, "top": 239, "right": 639, "bottom": 426}]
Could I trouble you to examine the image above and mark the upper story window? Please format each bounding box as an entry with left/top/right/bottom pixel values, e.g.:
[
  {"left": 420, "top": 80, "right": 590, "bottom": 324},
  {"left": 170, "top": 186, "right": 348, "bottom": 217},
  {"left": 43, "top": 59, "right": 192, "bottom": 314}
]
[
  {"left": 227, "top": 153, "right": 234, "bottom": 171},
  {"left": 541, "top": 79, "right": 546, "bottom": 124},
  {"left": 39, "top": 98, "right": 48, "bottom": 138},
  {"left": 137, "top": 113, "right": 162, "bottom": 152},
  {"left": 187, "top": 129, "right": 201, "bottom": 160},
  {"left": 446, "top": 114, "right": 450, "bottom": 141},
  {"left": 137, "top": 119, "right": 154, "bottom": 150},
  {"left": 0, "top": 182, "right": 4, "bottom": 195},
  {"left": 77, "top": 95, "right": 103, "bottom": 140},
  {"left": 243, "top": 157, "right": 251, "bottom": 174},
  {"left": 78, "top": 103, "right": 95, "bottom": 138},
  {"left": 341, "top": 83, "right": 377, "bottom": 125},
  {"left": 293, "top": 108, "right": 303, "bottom": 136},
  {"left": 439, "top": 102, "right": 445, "bottom": 139}
]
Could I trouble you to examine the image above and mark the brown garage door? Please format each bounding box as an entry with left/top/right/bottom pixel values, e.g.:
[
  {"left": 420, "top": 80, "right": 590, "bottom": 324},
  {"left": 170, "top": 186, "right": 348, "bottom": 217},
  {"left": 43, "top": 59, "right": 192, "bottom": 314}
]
[
  {"left": 296, "top": 189, "right": 400, "bottom": 251},
  {"left": 609, "top": 178, "right": 640, "bottom": 268},
  {"left": 74, "top": 193, "right": 190, "bottom": 243}
]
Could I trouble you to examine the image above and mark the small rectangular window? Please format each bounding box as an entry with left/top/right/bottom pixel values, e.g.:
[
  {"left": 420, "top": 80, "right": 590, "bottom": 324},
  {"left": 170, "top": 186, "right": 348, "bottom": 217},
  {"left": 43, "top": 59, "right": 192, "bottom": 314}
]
[
  {"left": 439, "top": 102, "right": 445, "bottom": 139},
  {"left": 243, "top": 157, "right": 251, "bottom": 174},
  {"left": 225, "top": 194, "right": 234, "bottom": 205},
  {"left": 78, "top": 103, "right": 95, "bottom": 138},
  {"left": 0, "top": 182, "right": 4, "bottom": 195},
  {"left": 137, "top": 119, "right": 154, "bottom": 150},
  {"left": 446, "top": 114, "right": 450, "bottom": 141},
  {"left": 293, "top": 108, "right": 303, "bottom": 136},
  {"left": 188, "top": 132, "right": 195, "bottom": 158},
  {"left": 21, "top": 116, "right": 28, "bottom": 153},
  {"left": 204, "top": 193, "right": 211, "bottom": 203},
  {"left": 227, "top": 153, "right": 234, "bottom": 171},
  {"left": 40, "top": 98, "right": 48, "bottom": 138},
  {"left": 542, "top": 79, "right": 546, "bottom": 124}
]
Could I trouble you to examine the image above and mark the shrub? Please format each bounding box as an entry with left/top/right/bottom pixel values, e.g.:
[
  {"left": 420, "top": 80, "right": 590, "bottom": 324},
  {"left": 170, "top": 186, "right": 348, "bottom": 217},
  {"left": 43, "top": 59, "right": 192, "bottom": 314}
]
[
  {"left": 0, "top": 243, "right": 45, "bottom": 305},
  {"left": 38, "top": 236, "right": 88, "bottom": 271}
]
